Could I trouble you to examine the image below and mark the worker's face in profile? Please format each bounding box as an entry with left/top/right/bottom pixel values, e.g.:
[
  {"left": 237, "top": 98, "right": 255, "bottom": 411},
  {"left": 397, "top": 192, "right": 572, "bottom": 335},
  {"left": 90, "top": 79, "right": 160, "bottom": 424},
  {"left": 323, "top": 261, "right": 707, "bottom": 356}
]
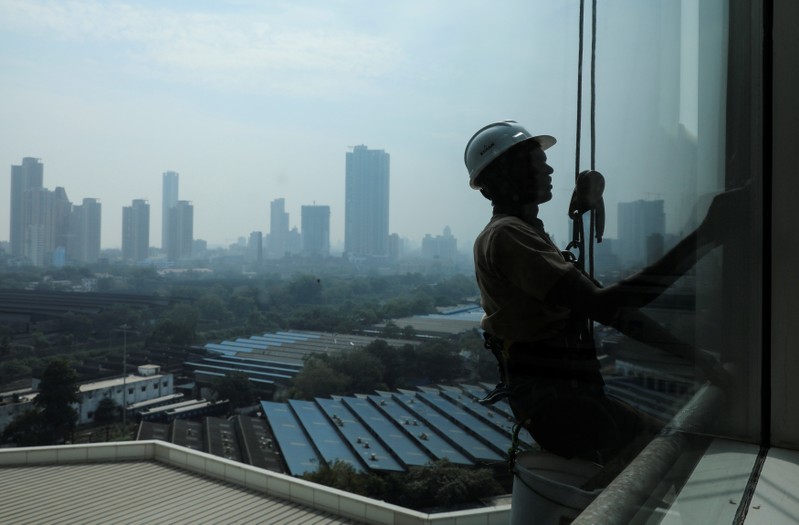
[{"left": 507, "top": 141, "right": 554, "bottom": 205}]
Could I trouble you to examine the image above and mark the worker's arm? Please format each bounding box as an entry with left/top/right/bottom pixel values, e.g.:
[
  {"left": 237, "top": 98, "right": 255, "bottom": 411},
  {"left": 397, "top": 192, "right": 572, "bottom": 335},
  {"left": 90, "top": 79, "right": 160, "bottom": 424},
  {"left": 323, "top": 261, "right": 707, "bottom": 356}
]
[
  {"left": 546, "top": 268, "right": 728, "bottom": 385},
  {"left": 554, "top": 184, "right": 749, "bottom": 315}
]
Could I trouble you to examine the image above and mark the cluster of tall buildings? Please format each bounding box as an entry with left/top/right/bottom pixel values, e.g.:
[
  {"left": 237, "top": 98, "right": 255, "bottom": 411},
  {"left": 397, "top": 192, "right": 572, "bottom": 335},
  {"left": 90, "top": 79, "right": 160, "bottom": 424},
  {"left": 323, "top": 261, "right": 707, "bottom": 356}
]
[
  {"left": 8, "top": 157, "right": 193, "bottom": 267},
  {"left": 160, "top": 171, "right": 194, "bottom": 262},
  {"left": 6, "top": 144, "right": 393, "bottom": 267},
  {"left": 259, "top": 144, "right": 391, "bottom": 260},
  {"left": 9, "top": 157, "right": 102, "bottom": 266},
  {"left": 7, "top": 147, "right": 669, "bottom": 270}
]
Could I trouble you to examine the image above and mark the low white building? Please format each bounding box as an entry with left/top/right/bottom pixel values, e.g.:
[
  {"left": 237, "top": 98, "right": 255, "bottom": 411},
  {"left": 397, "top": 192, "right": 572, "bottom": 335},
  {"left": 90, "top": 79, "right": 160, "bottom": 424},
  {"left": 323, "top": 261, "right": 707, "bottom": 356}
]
[
  {"left": 76, "top": 365, "right": 174, "bottom": 423},
  {"left": 1, "top": 365, "right": 176, "bottom": 433}
]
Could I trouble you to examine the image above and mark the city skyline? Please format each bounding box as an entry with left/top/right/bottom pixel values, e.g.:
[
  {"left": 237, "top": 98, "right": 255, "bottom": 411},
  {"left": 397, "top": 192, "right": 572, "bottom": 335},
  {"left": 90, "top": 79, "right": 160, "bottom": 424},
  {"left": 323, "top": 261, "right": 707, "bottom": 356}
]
[
  {"left": 5, "top": 155, "right": 677, "bottom": 267},
  {"left": 1, "top": 2, "right": 717, "bottom": 257}
]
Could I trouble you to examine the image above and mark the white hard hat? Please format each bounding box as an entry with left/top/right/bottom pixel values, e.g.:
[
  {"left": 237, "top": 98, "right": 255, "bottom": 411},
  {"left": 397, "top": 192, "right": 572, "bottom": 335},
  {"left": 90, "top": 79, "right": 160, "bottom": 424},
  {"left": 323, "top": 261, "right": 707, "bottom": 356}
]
[{"left": 464, "top": 120, "right": 556, "bottom": 189}]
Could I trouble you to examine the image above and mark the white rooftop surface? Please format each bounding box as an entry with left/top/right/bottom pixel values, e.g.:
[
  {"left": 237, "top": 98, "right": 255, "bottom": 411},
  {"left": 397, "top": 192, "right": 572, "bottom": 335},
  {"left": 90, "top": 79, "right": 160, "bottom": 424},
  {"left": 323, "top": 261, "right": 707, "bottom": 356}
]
[
  {"left": 78, "top": 373, "right": 165, "bottom": 392},
  {"left": 658, "top": 439, "right": 799, "bottom": 525},
  {"left": 745, "top": 447, "right": 799, "bottom": 524},
  {"left": 0, "top": 441, "right": 511, "bottom": 525}
]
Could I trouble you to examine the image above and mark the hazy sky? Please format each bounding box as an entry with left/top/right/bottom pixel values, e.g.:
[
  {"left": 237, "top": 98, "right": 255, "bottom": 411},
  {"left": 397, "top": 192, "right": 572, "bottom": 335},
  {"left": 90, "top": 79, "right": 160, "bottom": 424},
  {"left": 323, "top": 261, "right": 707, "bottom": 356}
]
[{"left": 0, "top": 1, "right": 721, "bottom": 251}]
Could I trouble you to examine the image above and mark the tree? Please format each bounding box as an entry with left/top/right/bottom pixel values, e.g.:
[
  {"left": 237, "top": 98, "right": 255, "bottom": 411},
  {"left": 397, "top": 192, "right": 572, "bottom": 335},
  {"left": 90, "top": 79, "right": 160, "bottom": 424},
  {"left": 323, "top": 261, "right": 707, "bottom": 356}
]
[
  {"left": 414, "top": 339, "right": 463, "bottom": 383},
  {"left": 302, "top": 460, "right": 386, "bottom": 498},
  {"left": 94, "top": 398, "right": 119, "bottom": 425},
  {"left": 0, "top": 332, "right": 11, "bottom": 358},
  {"left": 287, "top": 275, "right": 323, "bottom": 305},
  {"left": 197, "top": 293, "right": 232, "bottom": 323},
  {"left": 386, "top": 460, "right": 504, "bottom": 510},
  {"left": 211, "top": 371, "right": 254, "bottom": 411},
  {"left": 34, "top": 358, "right": 80, "bottom": 443},
  {"left": 31, "top": 331, "right": 50, "bottom": 351},
  {"left": 333, "top": 350, "right": 384, "bottom": 394},
  {"left": 1, "top": 409, "right": 48, "bottom": 446},
  {"left": 381, "top": 321, "right": 401, "bottom": 338},
  {"left": 289, "top": 358, "right": 350, "bottom": 400},
  {"left": 61, "top": 311, "right": 93, "bottom": 341},
  {"left": 149, "top": 303, "right": 199, "bottom": 346}
]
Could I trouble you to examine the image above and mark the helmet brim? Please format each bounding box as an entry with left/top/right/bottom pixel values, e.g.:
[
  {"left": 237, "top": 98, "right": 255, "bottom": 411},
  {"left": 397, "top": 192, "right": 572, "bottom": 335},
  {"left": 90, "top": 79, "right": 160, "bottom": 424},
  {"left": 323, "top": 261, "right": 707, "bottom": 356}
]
[{"left": 532, "top": 135, "right": 556, "bottom": 151}]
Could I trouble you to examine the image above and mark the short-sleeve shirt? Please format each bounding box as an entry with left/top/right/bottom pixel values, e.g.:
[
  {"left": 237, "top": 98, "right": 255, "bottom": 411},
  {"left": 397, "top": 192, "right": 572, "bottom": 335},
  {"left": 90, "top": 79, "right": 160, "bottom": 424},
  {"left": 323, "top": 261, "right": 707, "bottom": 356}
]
[{"left": 473, "top": 214, "right": 574, "bottom": 342}]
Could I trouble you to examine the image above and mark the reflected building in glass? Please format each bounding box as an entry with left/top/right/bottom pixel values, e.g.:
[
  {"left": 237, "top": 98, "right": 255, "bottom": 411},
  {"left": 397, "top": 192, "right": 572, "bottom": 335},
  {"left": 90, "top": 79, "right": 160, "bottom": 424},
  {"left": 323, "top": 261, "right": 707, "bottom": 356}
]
[{"left": 617, "top": 199, "right": 665, "bottom": 269}]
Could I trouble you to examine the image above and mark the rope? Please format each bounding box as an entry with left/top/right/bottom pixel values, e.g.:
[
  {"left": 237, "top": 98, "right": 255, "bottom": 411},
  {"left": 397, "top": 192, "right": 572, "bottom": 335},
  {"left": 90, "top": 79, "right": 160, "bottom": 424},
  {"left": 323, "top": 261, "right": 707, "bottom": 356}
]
[
  {"left": 568, "top": 0, "right": 599, "bottom": 341},
  {"left": 571, "top": 0, "right": 599, "bottom": 278},
  {"left": 575, "top": 0, "right": 585, "bottom": 185},
  {"left": 588, "top": 0, "right": 598, "bottom": 281}
]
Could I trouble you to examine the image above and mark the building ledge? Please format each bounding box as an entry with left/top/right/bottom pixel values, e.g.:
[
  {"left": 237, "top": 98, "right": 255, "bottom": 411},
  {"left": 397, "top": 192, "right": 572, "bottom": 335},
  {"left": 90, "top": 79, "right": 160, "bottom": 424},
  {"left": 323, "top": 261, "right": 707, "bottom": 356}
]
[
  {"left": 0, "top": 440, "right": 511, "bottom": 524},
  {"left": 572, "top": 383, "right": 799, "bottom": 524}
]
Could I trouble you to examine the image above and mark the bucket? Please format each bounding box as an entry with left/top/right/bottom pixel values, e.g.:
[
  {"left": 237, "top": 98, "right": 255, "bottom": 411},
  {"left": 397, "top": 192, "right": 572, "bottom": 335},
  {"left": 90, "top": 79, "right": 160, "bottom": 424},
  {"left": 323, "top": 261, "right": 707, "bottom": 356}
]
[{"left": 510, "top": 451, "right": 604, "bottom": 525}]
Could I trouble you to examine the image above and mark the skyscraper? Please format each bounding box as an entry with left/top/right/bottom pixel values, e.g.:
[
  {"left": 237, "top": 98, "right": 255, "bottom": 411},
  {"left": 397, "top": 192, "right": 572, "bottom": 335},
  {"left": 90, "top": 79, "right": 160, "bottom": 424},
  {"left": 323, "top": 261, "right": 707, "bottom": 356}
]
[
  {"left": 9, "top": 157, "right": 43, "bottom": 258},
  {"left": 247, "top": 231, "right": 263, "bottom": 263},
  {"left": 268, "top": 198, "right": 289, "bottom": 259},
  {"left": 52, "top": 187, "right": 72, "bottom": 258},
  {"left": 26, "top": 187, "right": 55, "bottom": 266},
  {"left": 301, "top": 205, "right": 330, "bottom": 257},
  {"left": 421, "top": 226, "right": 458, "bottom": 261},
  {"left": 70, "top": 198, "right": 102, "bottom": 263},
  {"left": 617, "top": 199, "right": 666, "bottom": 268},
  {"left": 162, "top": 171, "right": 179, "bottom": 252},
  {"left": 122, "top": 199, "right": 150, "bottom": 262},
  {"left": 167, "top": 200, "right": 193, "bottom": 261},
  {"left": 344, "top": 145, "right": 390, "bottom": 257}
]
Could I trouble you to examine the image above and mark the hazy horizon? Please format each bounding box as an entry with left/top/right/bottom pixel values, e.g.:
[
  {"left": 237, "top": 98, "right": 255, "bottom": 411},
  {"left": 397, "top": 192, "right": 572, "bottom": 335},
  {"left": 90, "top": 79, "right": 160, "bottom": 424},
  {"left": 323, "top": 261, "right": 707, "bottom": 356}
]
[{"left": 1, "top": 1, "right": 711, "bottom": 253}]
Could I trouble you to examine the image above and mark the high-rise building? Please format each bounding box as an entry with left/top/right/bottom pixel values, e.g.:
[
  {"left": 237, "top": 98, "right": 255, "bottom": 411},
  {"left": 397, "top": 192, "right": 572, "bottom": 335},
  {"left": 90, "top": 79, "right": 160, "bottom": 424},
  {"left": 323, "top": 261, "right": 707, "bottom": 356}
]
[
  {"left": 122, "top": 199, "right": 150, "bottom": 262},
  {"left": 267, "top": 198, "right": 289, "bottom": 259},
  {"left": 52, "top": 187, "right": 72, "bottom": 258},
  {"left": 167, "top": 200, "right": 193, "bottom": 261},
  {"left": 617, "top": 199, "right": 666, "bottom": 268},
  {"left": 344, "top": 145, "right": 390, "bottom": 258},
  {"left": 421, "top": 226, "right": 458, "bottom": 261},
  {"left": 26, "top": 187, "right": 55, "bottom": 266},
  {"left": 301, "top": 205, "right": 330, "bottom": 257},
  {"left": 388, "top": 233, "right": 403, "bottom": 259},
  {"left": 162, "top": 171, "right": 179, "bottom": 252},
  {"left": 9, "top": 157, "right": 44, "bottom": 258},
  {"left": 70, "top": 198, "right": 102, "bottom": 263},
  {"left": 247, "top": 231, "right": 263, "bottom": 263}
]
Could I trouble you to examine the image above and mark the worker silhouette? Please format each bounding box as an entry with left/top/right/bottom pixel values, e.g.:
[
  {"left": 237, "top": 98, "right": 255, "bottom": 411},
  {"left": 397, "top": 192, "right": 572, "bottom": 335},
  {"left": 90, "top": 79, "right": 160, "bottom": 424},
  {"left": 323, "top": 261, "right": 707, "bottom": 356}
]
[{"left": 465, "top": 120, "right": 742, "bottom": 468}]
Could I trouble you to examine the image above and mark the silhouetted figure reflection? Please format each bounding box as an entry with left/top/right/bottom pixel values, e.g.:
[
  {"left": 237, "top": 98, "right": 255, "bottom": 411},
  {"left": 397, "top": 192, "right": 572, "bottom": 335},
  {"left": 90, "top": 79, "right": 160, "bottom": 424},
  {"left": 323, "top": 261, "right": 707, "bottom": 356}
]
[{"left": 465, "top": 120, "right": 741, "bottom": 474}]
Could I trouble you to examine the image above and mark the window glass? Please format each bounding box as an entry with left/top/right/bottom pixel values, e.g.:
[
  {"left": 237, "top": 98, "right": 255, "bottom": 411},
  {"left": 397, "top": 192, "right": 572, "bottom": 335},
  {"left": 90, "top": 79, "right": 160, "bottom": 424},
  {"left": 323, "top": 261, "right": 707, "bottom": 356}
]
[{"left": 0, "top": 0, "right": 763, "bottom": 518}]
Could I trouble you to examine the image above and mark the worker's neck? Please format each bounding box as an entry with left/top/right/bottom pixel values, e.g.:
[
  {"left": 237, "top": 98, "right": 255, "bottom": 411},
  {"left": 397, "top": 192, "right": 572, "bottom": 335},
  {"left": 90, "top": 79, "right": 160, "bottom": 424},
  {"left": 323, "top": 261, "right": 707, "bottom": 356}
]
[{"left": 493, "top": 201, "right": 542, "bottom": 227}]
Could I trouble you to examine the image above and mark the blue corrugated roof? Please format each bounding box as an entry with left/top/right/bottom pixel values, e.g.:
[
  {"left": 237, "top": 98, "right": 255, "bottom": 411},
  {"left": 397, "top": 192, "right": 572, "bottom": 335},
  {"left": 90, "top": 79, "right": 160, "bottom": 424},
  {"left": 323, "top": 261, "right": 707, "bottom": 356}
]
[
  {"left": 288, "top": 399, "right": 364, "bottom": 472},
  {"left": 368, "top": 394, "right": 472, "bottom": 466},
  {"left": 260, "top": 401, "right": 320, "bottom": 476},
  {"left": 416, "top": 391, "right": 510, "bottom": 456},
  {"left": 342, "top": 396, "right": 432, "bottom": 468},
  {"left": 316, "top": 398, "right": 404, "bottom": 472},
  {"left": 395, "top": 392, "right": 504, "bottom": 463}
]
